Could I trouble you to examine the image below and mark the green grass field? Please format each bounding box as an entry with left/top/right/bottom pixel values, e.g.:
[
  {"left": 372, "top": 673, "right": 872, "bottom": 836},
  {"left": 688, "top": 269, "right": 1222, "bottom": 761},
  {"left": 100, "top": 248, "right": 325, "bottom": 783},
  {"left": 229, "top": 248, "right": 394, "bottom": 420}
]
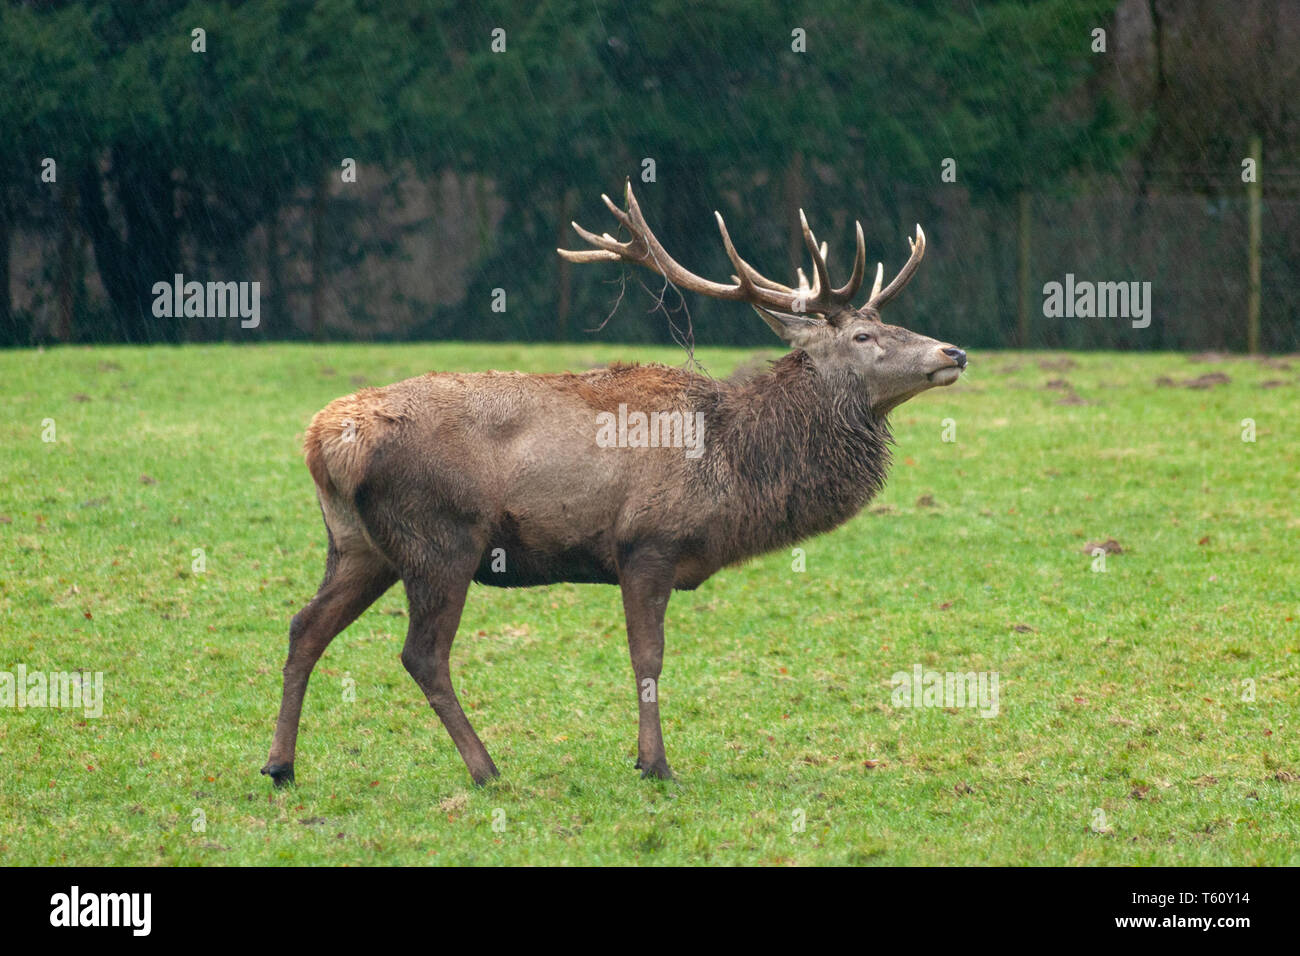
[{"left": 1, "top": 343, "right": 1296, "bottom": 865}]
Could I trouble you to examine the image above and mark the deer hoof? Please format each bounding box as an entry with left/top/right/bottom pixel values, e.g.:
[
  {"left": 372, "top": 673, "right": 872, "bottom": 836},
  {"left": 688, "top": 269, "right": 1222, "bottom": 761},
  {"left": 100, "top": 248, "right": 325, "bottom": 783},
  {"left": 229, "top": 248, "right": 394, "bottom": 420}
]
[
  {"left": 261, "top": 762, "right": 295, "bottom": 787},
  {"left": 639, "top": 759, "right": 674, "bottom": 781}
]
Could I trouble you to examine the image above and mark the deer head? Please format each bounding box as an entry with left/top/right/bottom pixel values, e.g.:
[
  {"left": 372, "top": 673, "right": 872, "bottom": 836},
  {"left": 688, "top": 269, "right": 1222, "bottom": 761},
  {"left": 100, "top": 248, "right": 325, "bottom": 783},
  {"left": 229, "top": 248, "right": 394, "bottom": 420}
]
[{"left": 559, "top": 181, "right": 966, "bottom": 416}]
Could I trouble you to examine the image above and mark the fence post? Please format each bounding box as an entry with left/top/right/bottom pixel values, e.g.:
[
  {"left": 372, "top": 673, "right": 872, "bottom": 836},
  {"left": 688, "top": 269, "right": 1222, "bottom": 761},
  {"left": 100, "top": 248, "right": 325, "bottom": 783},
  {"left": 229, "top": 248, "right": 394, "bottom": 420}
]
[
  {"left": 1247, "top": 134, "right": 1261, "bottom": 354},
  {"left": 310, "top": 173, "right": 327, "bottom": 342},
  {"left": 1016, "top": 189, "right": 1031, "bottom": 348}
]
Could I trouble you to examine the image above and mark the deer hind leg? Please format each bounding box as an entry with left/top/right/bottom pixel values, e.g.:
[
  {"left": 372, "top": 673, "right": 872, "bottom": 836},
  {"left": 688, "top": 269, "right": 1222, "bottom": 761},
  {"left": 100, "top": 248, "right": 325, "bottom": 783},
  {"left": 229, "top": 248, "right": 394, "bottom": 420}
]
[
  {"left": 619, "top": 550, "right": 676, "bottom": 780},
  {"left": 262, "top": 538, "right": 396, "bottom": 787},
  {"left": 398, "top": 540, "right": 499, "bottom": 786}
]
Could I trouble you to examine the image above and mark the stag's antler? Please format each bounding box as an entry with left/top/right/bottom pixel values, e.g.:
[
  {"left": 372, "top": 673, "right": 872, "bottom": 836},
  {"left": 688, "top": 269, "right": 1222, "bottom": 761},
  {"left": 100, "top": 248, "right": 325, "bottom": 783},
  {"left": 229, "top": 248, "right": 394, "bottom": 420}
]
[
  {"left": 558, "top": 180, "right": 925, "bottom": 336},
  {"left": 864, "top": 224, "right": 925, "bottom": 311}
]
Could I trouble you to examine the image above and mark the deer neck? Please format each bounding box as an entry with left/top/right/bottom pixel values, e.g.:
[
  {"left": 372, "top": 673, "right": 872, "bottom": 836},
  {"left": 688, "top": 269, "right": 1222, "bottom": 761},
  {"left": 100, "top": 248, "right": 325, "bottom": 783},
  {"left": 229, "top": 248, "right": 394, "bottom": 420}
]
[{"left": 700, "top": 351, "right": 893, "bottom": 557}]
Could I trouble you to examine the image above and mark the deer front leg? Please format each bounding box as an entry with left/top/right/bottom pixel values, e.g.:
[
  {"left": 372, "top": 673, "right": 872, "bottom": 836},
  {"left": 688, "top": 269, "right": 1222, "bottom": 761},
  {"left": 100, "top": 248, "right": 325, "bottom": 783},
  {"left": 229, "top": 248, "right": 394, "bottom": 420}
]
[{"left": 619, "top": 553, "right": 675, "bottom": 780}]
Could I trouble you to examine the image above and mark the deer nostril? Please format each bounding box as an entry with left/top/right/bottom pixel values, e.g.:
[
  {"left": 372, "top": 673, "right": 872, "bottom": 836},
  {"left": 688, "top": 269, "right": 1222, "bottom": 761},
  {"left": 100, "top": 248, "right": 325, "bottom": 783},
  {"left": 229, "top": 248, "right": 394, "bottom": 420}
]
[{"left": 942, "top": 347, "right": 967, "bottom": 369}]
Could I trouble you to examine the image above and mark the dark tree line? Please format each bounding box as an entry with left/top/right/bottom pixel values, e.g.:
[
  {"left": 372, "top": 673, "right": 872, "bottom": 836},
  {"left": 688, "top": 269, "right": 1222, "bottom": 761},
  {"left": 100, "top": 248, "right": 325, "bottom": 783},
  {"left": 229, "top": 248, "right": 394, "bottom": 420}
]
[{"left": 1, "top": 0, "right": 1296, "bottom": 350}]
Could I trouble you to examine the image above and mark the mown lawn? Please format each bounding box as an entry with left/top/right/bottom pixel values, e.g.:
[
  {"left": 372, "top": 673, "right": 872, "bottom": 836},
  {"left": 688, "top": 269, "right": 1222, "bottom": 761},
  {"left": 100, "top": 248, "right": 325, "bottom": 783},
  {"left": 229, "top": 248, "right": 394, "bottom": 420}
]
[{"left": 0, "top": 342, "right": 1296, "bottom": 865}]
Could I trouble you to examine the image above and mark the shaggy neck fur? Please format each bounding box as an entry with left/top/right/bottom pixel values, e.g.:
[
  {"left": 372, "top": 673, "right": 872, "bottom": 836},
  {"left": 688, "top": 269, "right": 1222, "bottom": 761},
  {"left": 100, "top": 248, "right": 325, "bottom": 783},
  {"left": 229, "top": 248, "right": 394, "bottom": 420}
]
[{"left": 691, "top": 350, "right": 893, "bottom": 565}]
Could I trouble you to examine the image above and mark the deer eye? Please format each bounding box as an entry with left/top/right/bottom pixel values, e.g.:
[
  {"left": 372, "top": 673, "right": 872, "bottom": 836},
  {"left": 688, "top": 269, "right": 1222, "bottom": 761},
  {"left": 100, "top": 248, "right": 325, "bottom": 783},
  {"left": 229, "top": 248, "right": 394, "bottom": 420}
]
[{"left": 853, "top": 332, "right": 874, "bottom": 344}]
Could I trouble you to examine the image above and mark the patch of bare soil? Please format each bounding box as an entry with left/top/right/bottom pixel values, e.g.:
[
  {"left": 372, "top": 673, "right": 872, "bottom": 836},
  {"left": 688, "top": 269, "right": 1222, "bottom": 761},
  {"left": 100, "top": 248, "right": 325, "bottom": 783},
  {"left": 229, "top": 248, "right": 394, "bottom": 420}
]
[
  {"left": 1037, "top": 357, "right": 1078, "bottom": 371},
  {"left": 1156, "top": 372, "right": 1231, "bottom": 389},
  {"left": 1082, "top": 538, "right": 1123, "bottom": 555}
]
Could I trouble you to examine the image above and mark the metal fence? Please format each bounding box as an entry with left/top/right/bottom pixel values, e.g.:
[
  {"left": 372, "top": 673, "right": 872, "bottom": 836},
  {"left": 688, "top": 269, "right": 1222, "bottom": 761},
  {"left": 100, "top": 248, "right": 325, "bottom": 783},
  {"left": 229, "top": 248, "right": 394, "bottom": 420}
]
[{"left": 8, "top": 177, "right": 1298, "bottom": 352}]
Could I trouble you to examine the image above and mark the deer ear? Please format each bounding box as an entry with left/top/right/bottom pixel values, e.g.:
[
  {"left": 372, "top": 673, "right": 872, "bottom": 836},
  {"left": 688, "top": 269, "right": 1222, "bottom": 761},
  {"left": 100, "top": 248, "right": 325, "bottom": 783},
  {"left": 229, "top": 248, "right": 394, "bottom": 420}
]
[{"left": 751, "top": 305, "right": 824, "bottom": 347}]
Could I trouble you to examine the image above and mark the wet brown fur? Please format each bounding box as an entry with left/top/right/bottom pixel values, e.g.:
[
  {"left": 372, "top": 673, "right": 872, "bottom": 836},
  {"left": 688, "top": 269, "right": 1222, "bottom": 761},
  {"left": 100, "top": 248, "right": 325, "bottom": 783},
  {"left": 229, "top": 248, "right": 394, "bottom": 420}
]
[{"left": 299, "top": 355, "right": 887, "bottom": 592}]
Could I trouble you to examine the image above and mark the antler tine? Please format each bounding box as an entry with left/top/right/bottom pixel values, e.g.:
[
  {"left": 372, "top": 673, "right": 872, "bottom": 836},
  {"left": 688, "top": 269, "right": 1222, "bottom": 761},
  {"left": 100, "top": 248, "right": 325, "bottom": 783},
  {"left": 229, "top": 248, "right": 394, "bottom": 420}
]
[
  {"left": 795, "top": 241, "right": 827, "bottom": 295},
  {"left": 601, "top": 191, "right": 624, "bottom": 216},
  {"left": 869, "top": 262, "right": 883, "bottom": 299},
  {"left": 620, "top": 181, "right": 660, "bottom": 259},
  {"left": 867, "top": 224, "right": 926, "bottom": 309},
  {"left": 567, "top": 219, "right": 629, "bottom": 256},
  {"left": 832, "top": 221, "right": 866, "bottom": 300},
  {"left": 557, "top": 247, "right": 622, "bottom": 263},
  {"left": 798, "top": 211, "right": 832, "bottom": 310},
  {"left": 600, "top": 192, "right": 635, "bottom": 231}
]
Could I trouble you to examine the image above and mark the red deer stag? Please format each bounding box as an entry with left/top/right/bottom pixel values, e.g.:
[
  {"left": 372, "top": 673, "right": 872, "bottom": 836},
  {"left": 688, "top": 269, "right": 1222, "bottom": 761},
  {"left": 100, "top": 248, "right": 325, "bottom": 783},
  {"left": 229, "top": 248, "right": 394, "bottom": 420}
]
[{"left": 262, "top": 181, "right": 966, "bottom": 786}]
